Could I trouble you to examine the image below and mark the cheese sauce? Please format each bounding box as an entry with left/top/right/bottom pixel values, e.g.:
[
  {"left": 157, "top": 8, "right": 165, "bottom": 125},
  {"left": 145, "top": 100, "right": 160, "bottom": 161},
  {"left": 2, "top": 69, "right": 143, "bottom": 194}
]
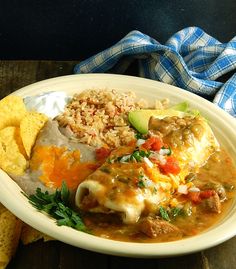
[{"left": 82, "top": 149, "right": 236, "bottom": 243}]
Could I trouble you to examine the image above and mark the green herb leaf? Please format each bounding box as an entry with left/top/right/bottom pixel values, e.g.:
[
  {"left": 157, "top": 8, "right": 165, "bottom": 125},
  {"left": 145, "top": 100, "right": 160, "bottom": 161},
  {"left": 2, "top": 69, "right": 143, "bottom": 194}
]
[
  {"left": 161, "top": 146, "right": 172, "bottom": 156},
  {"left": 130, "top": 150, "right": 150, "bottom": 162},
  {"left": 138, "top": 174, "right": 144, "bottom": 179},
  {"left": 132, "top": 151, "right": 142, "bottom": 162},
  {"left": 115, "top": 150, "right": 150, "bottom": 164},
  {"left": 25, "top": 181, "right": 88, "bottom": 233},
  {"left": 107, "top": 158, "right": 114, "bottom": 164},
  {"left": 135, "top": 133, "right": 145, "bottom": 140},
  {"left": 159, "top": 206, "right": 170, "bottom": 221},
  {"left": 139, "top": 150, "right": 151, "bottom": 158},
  {"left": 61, "top": 181, "right": 70, "bottom": 203},
  {"left": 170, "top": 207, "right": 183, "bottom": 218},
  {"left": 137, "top": 180, "right": 146, "bottom": 188},
  {"left": 167, "top": 147, "right": 172, "bottom": 156}
]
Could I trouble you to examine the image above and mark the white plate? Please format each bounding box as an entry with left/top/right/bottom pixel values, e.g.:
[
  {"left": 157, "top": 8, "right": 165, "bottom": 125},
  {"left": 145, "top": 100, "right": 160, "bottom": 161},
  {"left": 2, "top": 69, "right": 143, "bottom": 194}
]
[{"left": 0, "top": 74, "right": 236, "bottom": 257}]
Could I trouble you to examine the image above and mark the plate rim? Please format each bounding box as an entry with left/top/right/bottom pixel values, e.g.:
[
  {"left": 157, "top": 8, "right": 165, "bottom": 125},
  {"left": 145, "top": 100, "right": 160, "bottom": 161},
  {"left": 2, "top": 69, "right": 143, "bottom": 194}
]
[{"left": 1, "top": 73, "right": 236, "bottom": 257}]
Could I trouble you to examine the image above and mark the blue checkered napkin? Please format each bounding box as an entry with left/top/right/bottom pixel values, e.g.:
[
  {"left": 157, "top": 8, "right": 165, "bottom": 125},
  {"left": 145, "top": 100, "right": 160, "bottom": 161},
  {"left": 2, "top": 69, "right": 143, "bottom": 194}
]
[{"left": 74, "top": 27, "right": 236, "bottom": 117}]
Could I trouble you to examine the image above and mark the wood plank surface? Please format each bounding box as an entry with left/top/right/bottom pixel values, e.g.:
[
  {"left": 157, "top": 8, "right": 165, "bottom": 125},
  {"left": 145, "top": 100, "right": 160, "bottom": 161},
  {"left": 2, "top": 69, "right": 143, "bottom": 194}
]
[{"left": 0, "top": 60, "right": 236, "bottom": 269}]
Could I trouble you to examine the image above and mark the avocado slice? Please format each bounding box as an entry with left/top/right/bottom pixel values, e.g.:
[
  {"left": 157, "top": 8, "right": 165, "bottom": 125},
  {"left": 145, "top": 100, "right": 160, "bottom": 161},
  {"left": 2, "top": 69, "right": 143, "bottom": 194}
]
[
  {"left": 128, "top": 109, "right": 185, "bottom": 134},
  {"left": 170, "top": 101, "right": 189, "bottom": 112}
]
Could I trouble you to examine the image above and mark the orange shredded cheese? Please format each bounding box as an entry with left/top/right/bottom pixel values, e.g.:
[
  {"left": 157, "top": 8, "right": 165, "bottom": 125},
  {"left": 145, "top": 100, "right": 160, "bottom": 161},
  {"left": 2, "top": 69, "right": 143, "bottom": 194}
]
[{"left": 30, "top": 145, "right": 97, "bottom": 189}]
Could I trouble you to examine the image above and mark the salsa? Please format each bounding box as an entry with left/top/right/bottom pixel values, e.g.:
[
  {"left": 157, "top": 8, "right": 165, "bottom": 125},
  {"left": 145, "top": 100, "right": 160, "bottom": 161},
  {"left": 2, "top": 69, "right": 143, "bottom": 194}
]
[{"left": 82, "top": 149, "right": 236, "bottom": 242}]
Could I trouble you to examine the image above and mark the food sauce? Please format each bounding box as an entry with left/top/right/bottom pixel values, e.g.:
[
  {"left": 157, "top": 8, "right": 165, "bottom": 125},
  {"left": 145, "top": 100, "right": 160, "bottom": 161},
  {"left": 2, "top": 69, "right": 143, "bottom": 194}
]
[{"left": 83, "top": 149, "right": 236, "bottom": 243}]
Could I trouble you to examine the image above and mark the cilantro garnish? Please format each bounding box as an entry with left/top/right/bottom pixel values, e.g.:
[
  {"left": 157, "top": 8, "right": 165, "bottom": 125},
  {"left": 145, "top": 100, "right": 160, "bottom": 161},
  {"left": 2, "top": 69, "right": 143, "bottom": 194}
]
[
  {"left": 170, "top": 207, "right": 183, "bottom": 218},
  {"left": 166, "top": 147, "right": 172, "bottom": 156},
  {"left": 137, "top": 180, "right": 146, "bottom": 188},
  {"left": 161, "top": 146, "right": 172, "bottom": 156},
  {"left": 24, "top": 181, "right": 88, "bottom": 232},
  {"left": 135, "top": 133, "right": 146, "bottom": 140},
  {"left": 131, "top": 151, "right": 143, "bottom": 162},
  {"left": 130, "top": 150, "right": 150, "bottom": 162},
  {"left": 115, "top": 150, "right": 150, "bottom": 164},
  {"left": 159, "top": 206, "right": 170, "bottom": 221}
]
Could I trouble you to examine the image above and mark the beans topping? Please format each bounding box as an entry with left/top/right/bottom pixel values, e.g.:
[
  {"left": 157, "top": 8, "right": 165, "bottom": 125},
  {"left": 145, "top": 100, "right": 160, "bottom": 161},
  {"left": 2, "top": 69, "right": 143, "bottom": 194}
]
[{"left": 149, "top": 116, "right": 205, "bottom": 148}]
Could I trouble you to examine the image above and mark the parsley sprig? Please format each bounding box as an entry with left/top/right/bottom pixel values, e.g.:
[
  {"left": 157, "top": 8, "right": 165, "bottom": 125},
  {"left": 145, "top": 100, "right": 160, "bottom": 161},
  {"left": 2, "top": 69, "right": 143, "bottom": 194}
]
[{"left": 25, "top": 182, "right": 87, "bottom": 232}]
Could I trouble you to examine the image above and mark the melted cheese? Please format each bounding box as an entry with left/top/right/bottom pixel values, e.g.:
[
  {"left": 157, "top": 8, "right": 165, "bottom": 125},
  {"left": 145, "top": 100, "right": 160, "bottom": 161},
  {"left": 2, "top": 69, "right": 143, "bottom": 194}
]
[
  {"left": 75, "top": 116, "right": 219, "bottom": 224},
  {"left": 30, "top": 145, "right": 97, "bottom": 189},
  {"left": 75, "top": 154, "right": 172, "bottom": 224}
]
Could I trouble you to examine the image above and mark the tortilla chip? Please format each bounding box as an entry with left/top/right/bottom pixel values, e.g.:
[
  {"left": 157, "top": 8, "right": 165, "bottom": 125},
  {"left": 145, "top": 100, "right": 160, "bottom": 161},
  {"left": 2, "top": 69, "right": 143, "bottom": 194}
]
[
  {"left": 14, "top": 127, "right": 27, "bottom": 159},
  {"left": 0, "top": 204, "right": 22, "bottom": 269},
  {"left": 21, "top": 224, "right": 54, "bottom": 245},
  {"left": 0, "top": 96, "right": 26, "bottom": 130},
  {"left": 20, "top": 112, "right": 48, "bottom": 158},
  {"left": 0, "top": 127, "right": 28, "bottom": 175}
]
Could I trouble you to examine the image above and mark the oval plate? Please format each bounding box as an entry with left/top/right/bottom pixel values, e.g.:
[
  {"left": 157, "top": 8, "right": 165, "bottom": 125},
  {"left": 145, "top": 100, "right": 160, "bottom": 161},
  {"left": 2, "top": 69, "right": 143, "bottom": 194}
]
[{"left": 0, "top": 74, "right": 236, "bottom": 257}]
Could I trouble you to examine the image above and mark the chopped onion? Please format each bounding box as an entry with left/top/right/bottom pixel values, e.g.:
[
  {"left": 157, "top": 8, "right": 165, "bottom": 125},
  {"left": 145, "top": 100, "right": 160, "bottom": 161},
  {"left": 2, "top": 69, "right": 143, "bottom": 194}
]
[
  {"left": 143, "top": 157, "right": 154, "bottom": 168},
  {"left": 136, "top": 139, "right": 146, "bottom": 147},
  {"left": 119, "top": 155, "right": 131, "bottom": 163},
  {"left": 157, "top": 154, "right": 166, "bottom": 165},
  {"left": 178, "top": 184, "right": 188, "bottom": 194},
  {"left": 159, "top": 148, "right": 171, "bottom": 156},
  {"left": 188, "top": 187, "right": 200, "bottom": 192},
  {"left": 149, "top": 152, "right": 167, "bottom": 165}
]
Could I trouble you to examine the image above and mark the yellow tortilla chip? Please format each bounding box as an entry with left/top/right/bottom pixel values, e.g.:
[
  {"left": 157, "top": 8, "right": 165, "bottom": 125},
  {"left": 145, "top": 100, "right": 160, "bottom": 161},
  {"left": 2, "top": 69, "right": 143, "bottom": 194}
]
[
  {"left": 0, "top": 204, "right": 22, "bottom": 269},
  {"left": 20, "top": 112, "right": 48, "bottom": 158},
  {"left": 0, "top": 127, "right": 27, "bottom": 175},
  {"left": 14, "top": 127, "right": 27, "bottom": 159},
  {"left": 20, "top": 224, "right": 54, "bottom": 245},
  {"left": 0, "top": 96, "right": 26, "bottom": 130}
]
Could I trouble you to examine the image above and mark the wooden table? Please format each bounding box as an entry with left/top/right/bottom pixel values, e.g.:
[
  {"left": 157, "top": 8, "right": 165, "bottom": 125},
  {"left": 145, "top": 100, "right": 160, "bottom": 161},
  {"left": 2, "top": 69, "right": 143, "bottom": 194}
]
[{"left": 1, "top": 60, "right": 236, "bottom": 269}]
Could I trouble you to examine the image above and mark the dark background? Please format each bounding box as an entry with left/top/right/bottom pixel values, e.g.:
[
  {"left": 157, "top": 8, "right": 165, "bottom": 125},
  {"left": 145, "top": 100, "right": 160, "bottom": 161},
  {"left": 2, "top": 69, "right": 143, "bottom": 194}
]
[{"left": 0, "top": 0, "right": 235, "bottom": 60}]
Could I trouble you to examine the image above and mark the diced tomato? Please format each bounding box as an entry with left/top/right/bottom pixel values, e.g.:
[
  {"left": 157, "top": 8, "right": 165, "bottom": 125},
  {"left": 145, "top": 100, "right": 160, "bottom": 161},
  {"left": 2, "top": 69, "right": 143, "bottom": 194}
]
[
  {"left": 199, "top": 190, "right": 216, "bottom": 199},
  {"left": 159, "top": 156, "right": 181, "bottom": 175},
  {"left": 142, "top": 137, "right": 163, "bottom": 151},
  {"left": 187, "top": 189, "right": 215, "bottom": 204},
  {"left": 95, "top": 147, "right": 111, "bottom": 161},
  {"left": 187, "top": 192, "right": 201, "bottom": 204}
]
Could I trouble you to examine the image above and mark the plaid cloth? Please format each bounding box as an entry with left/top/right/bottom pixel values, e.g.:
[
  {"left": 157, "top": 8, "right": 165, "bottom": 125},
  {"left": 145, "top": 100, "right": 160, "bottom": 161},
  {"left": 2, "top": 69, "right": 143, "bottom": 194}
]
[{"left": 74, "top": 27, "right": 236, "bottom": 117}]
